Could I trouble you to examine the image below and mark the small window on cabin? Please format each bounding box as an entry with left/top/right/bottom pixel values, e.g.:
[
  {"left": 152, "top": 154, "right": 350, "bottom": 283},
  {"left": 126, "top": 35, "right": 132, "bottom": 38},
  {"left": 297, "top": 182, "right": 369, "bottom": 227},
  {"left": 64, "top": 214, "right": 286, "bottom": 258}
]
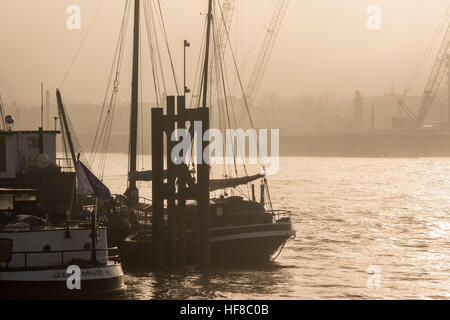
[
  {"left": 15, "top": 193, "right": 37, "bottom": 202},
  {"left": 0, "top": 136, "right": 6, "bottom": 172},
  {"left": 0, "top": 195, "right": 13, "bottom": 211}
]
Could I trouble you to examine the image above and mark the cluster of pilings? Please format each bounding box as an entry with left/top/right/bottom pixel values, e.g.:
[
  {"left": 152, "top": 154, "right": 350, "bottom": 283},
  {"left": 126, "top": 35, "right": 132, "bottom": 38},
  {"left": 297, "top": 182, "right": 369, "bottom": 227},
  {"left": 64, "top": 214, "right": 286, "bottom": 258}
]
[{"left": 151, "top": 96, "right": 210, "bottom": 269}]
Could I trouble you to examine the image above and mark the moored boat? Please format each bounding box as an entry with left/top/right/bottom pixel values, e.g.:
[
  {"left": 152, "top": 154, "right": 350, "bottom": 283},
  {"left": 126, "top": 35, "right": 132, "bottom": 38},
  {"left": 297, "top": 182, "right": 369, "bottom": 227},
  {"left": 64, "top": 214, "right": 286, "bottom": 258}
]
[
  {"left": 120, "top": 195, "right": 295, "bottom": 267},
  {"left": 0, "top": 188, "right": 124, "bottom": 298}
]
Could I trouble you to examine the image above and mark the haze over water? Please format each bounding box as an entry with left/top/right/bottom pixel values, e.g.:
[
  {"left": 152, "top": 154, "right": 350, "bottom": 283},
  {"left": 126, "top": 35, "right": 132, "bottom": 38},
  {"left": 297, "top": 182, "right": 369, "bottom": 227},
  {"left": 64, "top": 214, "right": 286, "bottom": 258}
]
[{"left": 98, "top": 154, "right": 450, "bottom": 299}]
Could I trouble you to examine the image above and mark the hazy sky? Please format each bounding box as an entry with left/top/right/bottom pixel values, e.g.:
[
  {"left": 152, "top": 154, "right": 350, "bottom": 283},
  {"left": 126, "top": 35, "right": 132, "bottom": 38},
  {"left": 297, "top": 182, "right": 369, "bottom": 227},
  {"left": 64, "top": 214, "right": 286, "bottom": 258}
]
[{"left": 0, "top": 0, "right": 448, "bottom": 107}]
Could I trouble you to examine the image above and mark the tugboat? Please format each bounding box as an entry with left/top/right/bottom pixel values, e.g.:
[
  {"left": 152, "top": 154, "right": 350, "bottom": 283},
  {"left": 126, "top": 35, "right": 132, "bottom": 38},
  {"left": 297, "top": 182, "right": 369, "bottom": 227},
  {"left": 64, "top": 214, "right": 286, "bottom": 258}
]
[{"left": 0, "top": 107, "right": 125, "bottom": 297}]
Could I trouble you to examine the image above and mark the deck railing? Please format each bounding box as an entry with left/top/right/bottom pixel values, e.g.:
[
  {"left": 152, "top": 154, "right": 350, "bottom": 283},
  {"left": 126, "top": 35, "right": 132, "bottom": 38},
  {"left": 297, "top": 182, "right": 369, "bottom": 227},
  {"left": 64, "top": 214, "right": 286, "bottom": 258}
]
[
  {"left": 56, "top": 157, "right": 74, "bottom": 171},
  {"left": 266, "top": 209, "right": 292, "bottom": 221},
  {"left": 5, "top": 247, "right": 119, "bottom": 270},
  {"left": 133, "top": 209, "right": 292, "bottom": 227}
]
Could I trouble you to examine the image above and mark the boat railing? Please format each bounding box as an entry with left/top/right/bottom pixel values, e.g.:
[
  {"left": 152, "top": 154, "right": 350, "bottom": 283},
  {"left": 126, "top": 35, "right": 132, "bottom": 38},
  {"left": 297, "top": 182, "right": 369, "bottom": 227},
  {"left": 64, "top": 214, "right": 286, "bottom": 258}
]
[
  {"left": 139, "top": 196, "right": 152, "bottom": 205},
  {"left": 265, "top": 209, "right": 292, "bottom": 221},
  {"left": 5, "top": 247, "right": 120, "bottom": 270},
  {"left": 134, "top": 208, "right": 292, "bottom": 223},
  {"left": 56, "top": 157, "right": 74, "bottom": 172}
]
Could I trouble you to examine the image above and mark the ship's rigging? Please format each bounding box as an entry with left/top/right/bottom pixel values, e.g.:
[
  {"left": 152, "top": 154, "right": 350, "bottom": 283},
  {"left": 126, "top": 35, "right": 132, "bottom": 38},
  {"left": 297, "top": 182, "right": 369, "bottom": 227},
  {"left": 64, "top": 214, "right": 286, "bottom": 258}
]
[{"left": 84, "top": 0, "right": 284, "bottom": 208}]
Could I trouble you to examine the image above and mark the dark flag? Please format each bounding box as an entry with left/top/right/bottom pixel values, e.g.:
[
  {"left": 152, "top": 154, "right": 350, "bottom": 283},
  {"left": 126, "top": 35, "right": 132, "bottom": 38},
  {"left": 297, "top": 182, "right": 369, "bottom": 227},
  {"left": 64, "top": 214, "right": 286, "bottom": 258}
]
[{"left": 76, "top": 161, "right": 111, "bottom": 201}]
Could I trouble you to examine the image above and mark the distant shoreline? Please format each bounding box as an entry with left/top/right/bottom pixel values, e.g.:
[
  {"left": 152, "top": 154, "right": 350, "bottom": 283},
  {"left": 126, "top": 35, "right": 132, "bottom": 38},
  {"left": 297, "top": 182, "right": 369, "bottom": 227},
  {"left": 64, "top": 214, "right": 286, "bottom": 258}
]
[{"left": 73, "top": 133, "right": 450, "bottom": 157}]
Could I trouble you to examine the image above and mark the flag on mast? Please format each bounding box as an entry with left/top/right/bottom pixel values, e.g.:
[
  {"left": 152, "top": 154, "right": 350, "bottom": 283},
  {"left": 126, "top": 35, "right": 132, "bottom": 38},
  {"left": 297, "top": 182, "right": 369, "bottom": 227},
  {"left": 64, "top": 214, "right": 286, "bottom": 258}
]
[{"left": 77, "top": 161, "right": 111, "bottom": 201}]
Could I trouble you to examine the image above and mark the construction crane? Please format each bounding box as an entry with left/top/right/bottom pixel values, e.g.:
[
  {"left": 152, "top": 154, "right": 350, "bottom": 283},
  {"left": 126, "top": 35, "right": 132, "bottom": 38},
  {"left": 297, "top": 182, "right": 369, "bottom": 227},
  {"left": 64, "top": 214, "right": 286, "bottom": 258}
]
[
  {"left": 416, "top": 23, "right": 450, "bottom": 125},
  {"left": 246, "top": 0, "right": 289, "bottom": 102},
  {"left": 398, "top": 21, "right": 450, "bottom": 128},
  {"left": 216, "top": 0, "right": 236, "bottom": 54}
]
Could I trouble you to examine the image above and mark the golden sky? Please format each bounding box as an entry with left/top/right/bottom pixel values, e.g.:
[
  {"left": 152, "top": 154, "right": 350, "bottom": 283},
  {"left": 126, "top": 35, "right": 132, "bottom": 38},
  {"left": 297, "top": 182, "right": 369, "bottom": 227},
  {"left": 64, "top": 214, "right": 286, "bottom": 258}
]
[{"left": 0, "top": 0, "right": 448, "bottom": 106}]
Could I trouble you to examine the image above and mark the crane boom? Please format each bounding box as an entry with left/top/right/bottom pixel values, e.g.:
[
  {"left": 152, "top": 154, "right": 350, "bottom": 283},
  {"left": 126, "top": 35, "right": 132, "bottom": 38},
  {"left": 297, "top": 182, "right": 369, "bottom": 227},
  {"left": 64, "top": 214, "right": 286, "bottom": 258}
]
[
  {"left": 246, "top": 0, "right": 289, "bottom": 102},
  {"left": 416, "top": 23, "right": 450, "bottom": 124},
  {"left": 398, "top": 99, "right": 418, "bottom": 122},
  {"left": 204, "top": 0, "right": 236, "bottom": 111},
  {"left": 216, "top": 0, "right": 236, "bottom": 55}
]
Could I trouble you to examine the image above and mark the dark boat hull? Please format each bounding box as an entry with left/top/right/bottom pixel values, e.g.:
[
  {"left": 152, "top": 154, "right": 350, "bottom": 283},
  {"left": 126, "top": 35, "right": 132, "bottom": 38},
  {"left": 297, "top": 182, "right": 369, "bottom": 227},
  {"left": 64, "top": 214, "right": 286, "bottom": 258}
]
[
  {"left": 210, "top": 224, "right": 295, "bottom": 264},
  {"left": 119, "top": 222, "right": 295, "bottom": 268}
]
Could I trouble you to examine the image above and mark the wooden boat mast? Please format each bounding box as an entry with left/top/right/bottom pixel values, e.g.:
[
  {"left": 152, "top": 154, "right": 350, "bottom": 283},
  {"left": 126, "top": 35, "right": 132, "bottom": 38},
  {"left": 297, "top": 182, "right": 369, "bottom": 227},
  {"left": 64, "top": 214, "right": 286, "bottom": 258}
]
[
  {"left": 126, "top": 0, "right": 140, "bottom": 206},
  {"left": 202, "top": 0, "right": 213, "bottom": 109}
]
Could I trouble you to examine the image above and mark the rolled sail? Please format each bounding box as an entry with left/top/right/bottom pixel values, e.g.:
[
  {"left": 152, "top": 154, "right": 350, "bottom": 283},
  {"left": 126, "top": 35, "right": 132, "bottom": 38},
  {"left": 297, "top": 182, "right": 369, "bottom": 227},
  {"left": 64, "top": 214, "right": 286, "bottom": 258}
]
[{"left": 210, "top": 174, "right": 264, "bottom": 192}]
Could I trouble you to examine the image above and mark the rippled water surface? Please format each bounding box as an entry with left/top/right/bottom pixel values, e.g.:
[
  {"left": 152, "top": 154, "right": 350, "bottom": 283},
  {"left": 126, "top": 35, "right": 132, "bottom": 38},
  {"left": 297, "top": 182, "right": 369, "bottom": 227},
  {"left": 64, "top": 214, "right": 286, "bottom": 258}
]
[{"left": 99, "top": 154, "right": 450, "bottom": 299}]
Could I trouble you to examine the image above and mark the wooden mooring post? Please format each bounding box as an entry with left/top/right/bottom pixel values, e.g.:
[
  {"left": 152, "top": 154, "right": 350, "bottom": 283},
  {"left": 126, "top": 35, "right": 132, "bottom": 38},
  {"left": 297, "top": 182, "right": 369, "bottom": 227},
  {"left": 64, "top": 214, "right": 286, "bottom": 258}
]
[{"left": 151, "top": 96, "right": 210, "bottom": 268}]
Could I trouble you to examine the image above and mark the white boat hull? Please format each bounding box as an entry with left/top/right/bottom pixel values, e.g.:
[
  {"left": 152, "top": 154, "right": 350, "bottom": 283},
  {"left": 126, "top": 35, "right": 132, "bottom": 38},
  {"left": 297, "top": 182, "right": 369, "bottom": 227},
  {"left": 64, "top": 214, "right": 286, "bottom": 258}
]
[{"left": 0, "top": 263, "right": 124, "bottom": 298}]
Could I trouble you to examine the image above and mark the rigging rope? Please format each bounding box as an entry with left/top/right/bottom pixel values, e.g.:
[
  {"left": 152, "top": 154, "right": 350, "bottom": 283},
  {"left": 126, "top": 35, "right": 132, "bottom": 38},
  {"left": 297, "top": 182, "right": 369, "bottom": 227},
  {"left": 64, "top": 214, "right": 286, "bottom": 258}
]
[
  {"left": 60, "top": 0, "right": 104, "bottom": 88},
  {"left": 90, "top": 0, "right": 130, "bottom": 178},
  {"left": 0, "top": 68, "right": 15, "bottom": 104},
  {"left": 190, "top": 19, "right": 208, "bottom": 109},
  {"left": 143, "top": 0, "right": 166, "bottom": 105},
  {"left": 216, "top": 2, "right": 256, "bottom": 130},
  {"left": 156, "top": 0, "right": 180, "bottom": 95}
]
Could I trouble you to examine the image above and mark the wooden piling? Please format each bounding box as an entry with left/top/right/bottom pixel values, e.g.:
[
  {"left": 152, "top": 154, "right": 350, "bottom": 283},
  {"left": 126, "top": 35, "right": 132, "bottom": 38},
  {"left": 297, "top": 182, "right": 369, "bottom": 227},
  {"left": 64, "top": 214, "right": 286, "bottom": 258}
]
[
  {"left": 176, "top": 96, "right": 187, "bottom": 265},
  {"left": 151, "top": 99, "right": 210, "bottom": 268},
  {"left": 151, "top": 108, "right": 165, "bottom": 267},
  {"left": 197, "top": 107, "right": 210, "bottom": 269},
  {"left": 166, "top": 96, "right": 176, "bottom": 265}
]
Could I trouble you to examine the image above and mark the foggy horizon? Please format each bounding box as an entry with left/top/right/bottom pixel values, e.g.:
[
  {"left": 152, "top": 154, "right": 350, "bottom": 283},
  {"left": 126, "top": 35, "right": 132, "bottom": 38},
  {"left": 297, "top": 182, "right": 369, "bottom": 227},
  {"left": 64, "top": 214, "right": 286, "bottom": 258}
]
[{"left": 0, "top": 0, "right": 449, "bottom": 107}]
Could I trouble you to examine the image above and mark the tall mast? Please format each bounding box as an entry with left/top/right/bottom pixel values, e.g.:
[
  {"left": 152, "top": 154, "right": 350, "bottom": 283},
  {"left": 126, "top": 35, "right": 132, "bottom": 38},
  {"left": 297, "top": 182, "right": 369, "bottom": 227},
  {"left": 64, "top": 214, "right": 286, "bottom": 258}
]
[
  {"left": 127, "top": 0, "right": 140, "bottom": 205},
  {"left": 40, "top": 82, "right": 44, "bottom": 128},
  {"left": 201, "top": 0, "right": 213, "bottom": 109}
]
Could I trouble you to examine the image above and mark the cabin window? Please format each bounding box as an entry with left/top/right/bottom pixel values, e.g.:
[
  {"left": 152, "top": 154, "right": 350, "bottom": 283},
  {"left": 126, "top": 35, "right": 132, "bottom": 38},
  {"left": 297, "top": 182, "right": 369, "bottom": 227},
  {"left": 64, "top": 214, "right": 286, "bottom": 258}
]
[
  {"left": 0, "top": 194, "right": 13, "bottom": 210},
  {"left": 0, "top": 136, "right": 5, "bottom": 172},
  {"left": 15, "top": 193, "right": 37, "bottom": 202}
]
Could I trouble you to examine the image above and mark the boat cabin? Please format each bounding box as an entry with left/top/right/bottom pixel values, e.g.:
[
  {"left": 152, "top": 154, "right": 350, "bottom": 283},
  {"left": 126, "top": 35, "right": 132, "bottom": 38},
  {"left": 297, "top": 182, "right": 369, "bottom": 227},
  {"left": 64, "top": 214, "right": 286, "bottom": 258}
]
[
  {"left": 0, "top": 130, "right": 58, "bottom": 179},
  {"left": 0, "top": 188, "right": 39, "bottom": 215},
  {"left": 0, "top": 129, "right": 75, "bottom": 220},
  {"left": 183, "top": 196, "right": 272, "bottom": 229}
]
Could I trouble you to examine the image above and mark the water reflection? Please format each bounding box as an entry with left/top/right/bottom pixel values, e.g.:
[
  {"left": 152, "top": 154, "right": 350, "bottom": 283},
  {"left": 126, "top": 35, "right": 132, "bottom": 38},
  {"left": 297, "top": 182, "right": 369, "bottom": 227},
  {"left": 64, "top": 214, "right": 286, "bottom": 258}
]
[{"left": 120, "top": 263, "right": 292, "bottom": 300}]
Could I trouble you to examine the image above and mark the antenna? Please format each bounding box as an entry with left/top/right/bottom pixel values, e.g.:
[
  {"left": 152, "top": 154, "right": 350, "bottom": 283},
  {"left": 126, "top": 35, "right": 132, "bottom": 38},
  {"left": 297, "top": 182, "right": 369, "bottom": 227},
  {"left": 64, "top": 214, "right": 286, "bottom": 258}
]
[
  {"left": 45, "top": 89, "right": 50, "bottom": 130},
  {"left": 40, "top": 82, "right": 44, "bottom": 129},
  {"left": 184, "top": 40, "right": 191, "bottom": 95},
  {"left": 53, "top": 116, "right": 58, "bottom": 131}
]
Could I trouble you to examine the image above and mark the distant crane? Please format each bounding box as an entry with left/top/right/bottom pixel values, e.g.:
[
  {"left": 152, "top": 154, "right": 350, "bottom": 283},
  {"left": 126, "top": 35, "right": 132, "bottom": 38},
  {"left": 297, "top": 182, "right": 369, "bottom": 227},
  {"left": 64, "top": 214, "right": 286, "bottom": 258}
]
[
  {"left": 216, "top": 0, "right": 236, "bottom": 55},
  {"left": 196, "top": 0, "right": 236, "bottom": 109},
  {"left": 246, "top": 0, "right": 290, "bottom": 103},
  {"left": 398, "top": 20, "right": 450, "bottom": 128}
]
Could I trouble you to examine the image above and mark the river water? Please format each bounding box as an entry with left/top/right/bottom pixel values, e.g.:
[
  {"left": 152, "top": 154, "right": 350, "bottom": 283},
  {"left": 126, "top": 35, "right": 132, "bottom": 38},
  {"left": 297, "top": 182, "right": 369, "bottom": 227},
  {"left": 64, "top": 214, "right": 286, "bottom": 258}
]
[{"left": 98, "top": 154, "right": 450, "bottom": 299}]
